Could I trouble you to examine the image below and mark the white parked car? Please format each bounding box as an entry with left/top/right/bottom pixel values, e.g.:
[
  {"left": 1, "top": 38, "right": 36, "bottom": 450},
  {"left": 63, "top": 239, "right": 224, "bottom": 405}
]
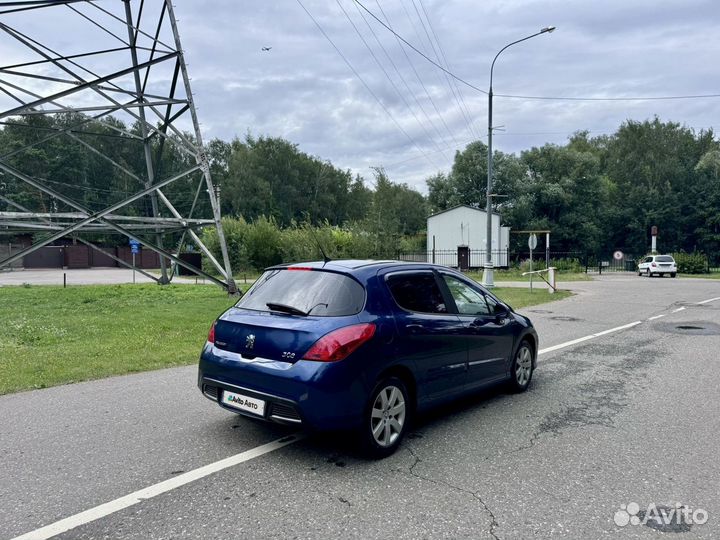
[{"left": 638, "top": 255, "right": 677, "bottom": 277}]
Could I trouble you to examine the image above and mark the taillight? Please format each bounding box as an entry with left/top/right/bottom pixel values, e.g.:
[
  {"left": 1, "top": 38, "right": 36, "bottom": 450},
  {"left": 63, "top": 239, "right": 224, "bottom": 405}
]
[
  {"left": 303, "top": 323, "right": 376, "bottom": 362},
  {"left": 207, "top": 321, "right": 216, "bottom": 343},
  {"left": 651, "top": 262, "right": 657, "bottom": 267}
]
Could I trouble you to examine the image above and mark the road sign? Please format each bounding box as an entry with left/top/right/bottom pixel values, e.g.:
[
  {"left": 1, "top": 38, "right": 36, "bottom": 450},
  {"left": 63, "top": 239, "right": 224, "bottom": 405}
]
[
  {"left": 528, "top": 234, "right": 538, "bottom": 250},
  {"left": 613, "top": 250, "right": 624, "bottom": 260},
  {"left": 129, "top": 238, "right": 141, "bottom": 255}
]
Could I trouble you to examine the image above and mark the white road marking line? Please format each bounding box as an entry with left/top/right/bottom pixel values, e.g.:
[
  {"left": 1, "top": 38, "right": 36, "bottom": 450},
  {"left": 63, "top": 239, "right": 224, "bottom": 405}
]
[
  {"left": 539, "top": 321, "right": 642, "bottom": 355},
  {"left": 11, "top": 434, "right": 304, "bottom": 540},
  {"left": 592, "top": 321, "right": 642, "bottom": 337},
  {"left": 539, "top": 294, "right": 720, "bottom": 355}
]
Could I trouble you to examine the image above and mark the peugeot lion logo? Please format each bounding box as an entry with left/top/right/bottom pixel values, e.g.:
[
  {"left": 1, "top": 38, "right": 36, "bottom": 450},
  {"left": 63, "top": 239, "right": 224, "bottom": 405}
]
[{"left": 245, "top": 334, "right": 255, "bottom": 350}]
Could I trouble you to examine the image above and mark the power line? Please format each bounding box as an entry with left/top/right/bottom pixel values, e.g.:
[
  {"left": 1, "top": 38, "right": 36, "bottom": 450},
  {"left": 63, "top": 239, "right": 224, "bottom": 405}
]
[
  {"left": 354, "top": 0, "right": 487, "bottom": 94},
  {"left": 407, "top": 0, "right": 477, "bottom": 140},
  {"left": 495, "top": 92, "right": 720, "bottom": 101},
  {"left": 354, "top": 0, "right": 720, "bottom": 104},
  {"left": 417, "top": 0, "right": 479, "bottom": 138},
  {"left": 396, "top": 0, "right": 460, "bottom": 145},
  {"left": 336, "top": 0, "right": 447, "bottom": 163},
  {"left": 371, "top": 0, "right": 462, "bottom": 148},
  {"left": 350, "top": 0, "right": 455, "bottom": 158},
  {"left": 295, "top": 0, "right": 438, "bottom": 169}
]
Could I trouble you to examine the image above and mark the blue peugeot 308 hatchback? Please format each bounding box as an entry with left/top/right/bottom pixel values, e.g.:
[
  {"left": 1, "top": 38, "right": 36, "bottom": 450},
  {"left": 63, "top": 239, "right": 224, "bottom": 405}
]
[{"left": 199, "top": 260, "right": 538, "bottom": 458}]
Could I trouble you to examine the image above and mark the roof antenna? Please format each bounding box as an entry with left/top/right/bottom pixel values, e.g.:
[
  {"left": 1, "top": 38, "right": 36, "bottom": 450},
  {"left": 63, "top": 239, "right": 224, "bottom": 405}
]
[
  {"left": 302, "top": 213, "right": 331, "bottom": 265},
  {"left": 308, "top": 225, "right": 332, "bottom": 265}
]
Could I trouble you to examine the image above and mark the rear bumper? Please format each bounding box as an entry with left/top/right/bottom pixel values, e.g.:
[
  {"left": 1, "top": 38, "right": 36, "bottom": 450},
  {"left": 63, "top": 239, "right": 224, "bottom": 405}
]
[
  {"left": 640, "top": 266, "right": 677, "bottom": 274},
  {"left": 198, "top": 343, "right": 369, "bottom": 430},
  {"left": 200, "top": 376, "right": 304, "bottom": 425}
]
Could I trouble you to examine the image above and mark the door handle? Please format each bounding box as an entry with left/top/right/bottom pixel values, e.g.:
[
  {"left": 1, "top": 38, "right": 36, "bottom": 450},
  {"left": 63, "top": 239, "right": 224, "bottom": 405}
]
[
  {"left": 470, "top": 317, "right": 489, "bottom": 327},
  {"left": 405, "top": 323, "right": 425, "bottom": 334}
]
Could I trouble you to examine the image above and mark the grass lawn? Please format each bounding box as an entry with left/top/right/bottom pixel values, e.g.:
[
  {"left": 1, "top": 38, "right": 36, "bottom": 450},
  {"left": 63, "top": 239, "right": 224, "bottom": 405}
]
[
  {"left": 465, "top": 269, "right": 591, "bottom": 282},
  {"left": 0, "top": 281, "right": 571, "bottom": 395},
  {"left": 679, "top": 273, "right": 720, "bottom": 279},
  {"left": 492, "top": 287, "right": 572, "bottom": 309},
  {"left": 0, "top": 284, "right": 237, "bottom": 395}
]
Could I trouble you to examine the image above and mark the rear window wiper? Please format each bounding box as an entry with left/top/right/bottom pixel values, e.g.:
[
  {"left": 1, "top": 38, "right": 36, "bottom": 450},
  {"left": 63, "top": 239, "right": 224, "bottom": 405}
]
[{"left": 266, "top": 302, "right": 308, "bottom": 316}]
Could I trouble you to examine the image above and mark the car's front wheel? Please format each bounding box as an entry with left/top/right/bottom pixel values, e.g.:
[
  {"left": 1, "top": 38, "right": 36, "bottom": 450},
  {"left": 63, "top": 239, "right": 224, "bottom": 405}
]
[
  {"left": 361, "top": 377, "right": 410, "bottom": 458},
  {"left": 508, "top": 340, "right": 534, "bottom": 393}
]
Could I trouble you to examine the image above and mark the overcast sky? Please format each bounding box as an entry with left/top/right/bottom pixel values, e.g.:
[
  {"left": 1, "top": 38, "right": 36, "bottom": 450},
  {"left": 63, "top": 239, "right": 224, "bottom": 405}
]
[
  {"left": 3, "top": 0, "right": 720, "bottom": 193},
  {"left": 170, "top": 0, "right": 720, "bottom": 192}
]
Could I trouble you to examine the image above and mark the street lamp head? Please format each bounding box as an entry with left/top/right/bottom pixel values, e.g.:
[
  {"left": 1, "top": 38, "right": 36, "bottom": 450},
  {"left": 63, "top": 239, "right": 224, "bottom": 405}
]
[{"left": 541, "top": 26, "right": 556, "bottom": 33}]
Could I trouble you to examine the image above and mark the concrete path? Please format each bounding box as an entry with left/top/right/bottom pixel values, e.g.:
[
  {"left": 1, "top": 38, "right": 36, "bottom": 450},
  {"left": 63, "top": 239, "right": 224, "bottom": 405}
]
[{"left": 0, "top": 268, "right": 206, "bottom": 286}]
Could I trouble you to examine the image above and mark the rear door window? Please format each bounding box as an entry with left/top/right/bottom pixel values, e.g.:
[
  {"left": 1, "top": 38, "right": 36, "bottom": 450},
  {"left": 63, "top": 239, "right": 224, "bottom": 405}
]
[
  {"left": 386, "top": 272, "right": 448, "bottom": 314},
  {"left": 236, "top": 269, "right": 365, "bottom": 316}
]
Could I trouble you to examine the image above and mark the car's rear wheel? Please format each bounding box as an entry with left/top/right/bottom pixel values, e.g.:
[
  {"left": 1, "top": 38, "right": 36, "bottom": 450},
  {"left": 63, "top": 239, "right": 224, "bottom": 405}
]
[
  {"left": 646, "top": 269, "right": 651, "bottom": 277},
  {"left": 508, "top": 340, "right": 534, "bottom": 393},
  {"left": 671, "top": 273, "right": 677, "bottom": 278},
  {"left": 361, "top": 377, "right": 409, "bottom": 458}
]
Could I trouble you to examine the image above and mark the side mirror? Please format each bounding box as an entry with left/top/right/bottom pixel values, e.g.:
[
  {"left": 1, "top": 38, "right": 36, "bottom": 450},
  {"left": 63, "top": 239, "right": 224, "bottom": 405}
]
[{"left": 494, "top": 304, "right": 509, "bottom": 323}]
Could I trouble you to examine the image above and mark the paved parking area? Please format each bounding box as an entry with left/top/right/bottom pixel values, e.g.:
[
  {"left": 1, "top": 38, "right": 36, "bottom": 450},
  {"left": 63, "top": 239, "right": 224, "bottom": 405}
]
[
  {"left": 1, "top": 275, "right": 719, "bottom": 538},
  {"left": 0, "top": 268, "right": 202, "bottom": 286}
]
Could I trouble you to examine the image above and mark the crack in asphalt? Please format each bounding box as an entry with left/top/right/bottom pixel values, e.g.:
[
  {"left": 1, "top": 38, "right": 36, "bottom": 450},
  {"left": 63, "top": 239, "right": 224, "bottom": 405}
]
[
  {"left": 511, "top": 429, "right": 541, "bottom": 454},
  {"left": 405, "top": 445, "right": 500, "bottom": 540}
]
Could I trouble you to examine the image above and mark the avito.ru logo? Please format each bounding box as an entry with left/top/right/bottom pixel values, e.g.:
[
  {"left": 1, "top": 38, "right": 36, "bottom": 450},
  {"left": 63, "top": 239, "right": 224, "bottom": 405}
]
[{"left": 614, "top": 502, "right": 708, "bottom": 528}]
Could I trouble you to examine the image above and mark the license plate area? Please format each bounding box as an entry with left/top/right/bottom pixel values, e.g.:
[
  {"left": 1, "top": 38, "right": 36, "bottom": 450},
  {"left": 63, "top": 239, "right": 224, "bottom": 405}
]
[{"left": 222, "top": 390, "right": 266, "bottom": 416}]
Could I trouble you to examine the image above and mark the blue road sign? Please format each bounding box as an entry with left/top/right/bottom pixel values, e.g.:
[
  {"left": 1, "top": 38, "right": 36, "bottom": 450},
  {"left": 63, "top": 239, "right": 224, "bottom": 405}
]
[{"left": 129, "top": 238, "right": 141, "bottom": 254}]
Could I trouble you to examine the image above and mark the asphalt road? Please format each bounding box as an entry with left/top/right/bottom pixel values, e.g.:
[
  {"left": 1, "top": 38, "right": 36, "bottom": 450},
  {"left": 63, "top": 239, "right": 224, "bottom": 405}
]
[
  {"left": 0, "top": 268, "right": 200, "bottom": 286},
  {"left": 1, "top": 274, "right": 719, "bottom": 539}
]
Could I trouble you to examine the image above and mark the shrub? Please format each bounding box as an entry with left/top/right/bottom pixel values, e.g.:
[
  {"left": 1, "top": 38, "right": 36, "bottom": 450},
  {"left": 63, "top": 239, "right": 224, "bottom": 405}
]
[
  {"left": 518, "top": 257, "right": 584, "bottom": 273},
  {"left": 245, "top": 215, "right": 283, "bottom": 269},
  {"left": 201, "top": 216, "right": 425, "bottom": 272},
  {"left": 201, "top": 216, "right": 250, "bottom": 273},
  {"left": 672, "top": 252, "right": 708, "bottom": 274}
]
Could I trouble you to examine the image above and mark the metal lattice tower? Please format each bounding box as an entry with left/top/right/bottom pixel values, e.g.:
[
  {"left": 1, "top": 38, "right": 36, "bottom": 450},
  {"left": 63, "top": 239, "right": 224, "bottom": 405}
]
[{"left": 0, "top": 0, "right": 237, "bottom": 292}]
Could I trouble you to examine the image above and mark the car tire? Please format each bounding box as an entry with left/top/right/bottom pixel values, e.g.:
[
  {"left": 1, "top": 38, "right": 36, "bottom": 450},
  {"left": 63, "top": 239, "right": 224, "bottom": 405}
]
[
  {"left": 508, "top": 339, "right": 534, "bottom": 393},
  {"left": 671, "top": 273, "right": 676, "bottom": 278},
  {"left": 637, "top": 270, "right": 642, "bottom": 276},
  {"left": 646, "top": 269, "right": 651, "bottom": 277},
  {"left": 360, "top": 376, "right": 410, "bottom": 459}
]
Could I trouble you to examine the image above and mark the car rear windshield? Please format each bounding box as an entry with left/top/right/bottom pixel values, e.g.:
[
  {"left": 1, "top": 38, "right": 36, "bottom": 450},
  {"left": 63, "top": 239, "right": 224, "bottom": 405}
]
[
  {"left": 236, "top": 269, "right": 365, "bottom": 316},
  {"left": 656, "top": 256, "right": 674, "bottom": 262}
]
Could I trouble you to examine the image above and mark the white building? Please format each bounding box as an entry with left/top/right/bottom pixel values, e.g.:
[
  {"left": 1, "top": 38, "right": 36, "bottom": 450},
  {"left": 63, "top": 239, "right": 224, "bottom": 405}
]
[{"left": 426, "top": 205, "right": 510, "bottom": 269}]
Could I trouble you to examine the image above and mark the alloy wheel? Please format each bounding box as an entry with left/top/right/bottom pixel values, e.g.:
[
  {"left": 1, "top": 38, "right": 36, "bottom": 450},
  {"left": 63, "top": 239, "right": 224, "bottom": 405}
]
[
  {"left": 370, "top": 385, "right": 406, "bottom": 448},
  {"left": 515, "top": 346, "right": 532, "bottom": 387}
]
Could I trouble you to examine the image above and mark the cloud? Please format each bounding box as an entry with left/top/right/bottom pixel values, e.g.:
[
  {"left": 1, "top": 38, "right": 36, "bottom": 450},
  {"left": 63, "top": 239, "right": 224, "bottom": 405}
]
[{"left": 2, "top": 0, "right": 718, "bottom": 194}]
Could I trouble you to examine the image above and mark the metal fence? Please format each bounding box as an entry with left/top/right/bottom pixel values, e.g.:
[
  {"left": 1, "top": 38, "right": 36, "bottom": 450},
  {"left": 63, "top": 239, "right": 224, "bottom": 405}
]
[
  {"left": 397, "top": 250, "right": 510, "bottom": 269},
  {"left": 511, "top": 251, "right": 586, "bottom": 269},
  {"left": 0, "top": 243, "right": 24, "bottom": 269},
  {"left": 396, "top": 249, "right": 720, "bottom": 275}
]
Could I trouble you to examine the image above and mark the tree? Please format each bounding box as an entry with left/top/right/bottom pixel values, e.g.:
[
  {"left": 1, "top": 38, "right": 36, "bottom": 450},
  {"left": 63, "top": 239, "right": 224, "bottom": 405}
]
[
  {"left": 604, "top": 118, "right": 713, "bottom": 254},
  {"left": 516, "top": 143, "right": 608, "bottom": 253},
  {"left": 362, "top": 168, "right": 428, "bottom": 255},
  {"left": 692, "top": 148, "right": 720, "bottom": 255},
  {"left": 426, "top": 141, "right": 525, "bottom": 213}
]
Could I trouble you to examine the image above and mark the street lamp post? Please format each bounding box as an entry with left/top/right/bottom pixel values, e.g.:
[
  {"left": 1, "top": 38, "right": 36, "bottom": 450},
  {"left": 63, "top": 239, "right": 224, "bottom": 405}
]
[{"left": 482, "top": 26, "right": 555, "bottom": 288}]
